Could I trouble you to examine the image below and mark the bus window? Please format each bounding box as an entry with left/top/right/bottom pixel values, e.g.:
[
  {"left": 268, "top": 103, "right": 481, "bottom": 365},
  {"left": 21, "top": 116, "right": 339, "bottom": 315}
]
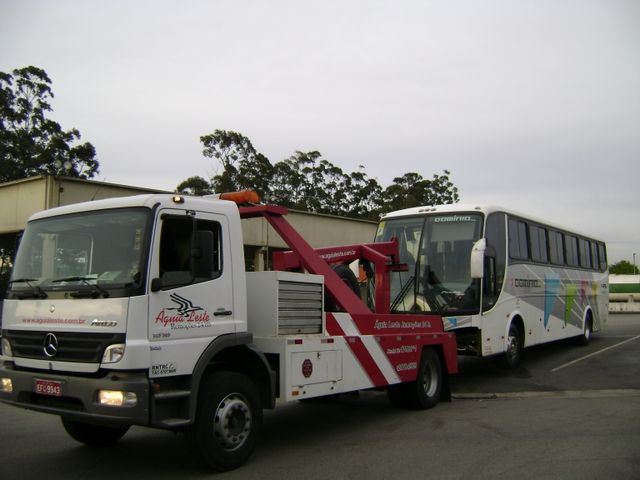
[
  {"left": 579, "top": 238, "right": 592, "bottom": 269},
  {"left": 508, "top": 218, "right": 529, "bottom": 260},
  {"left": 530, "top": 225, "right": 548, "bottom": 263},
  {"left": 598, "top": 243, "right": 608, "bottom": 271},
  {"left": 483, "top": 212, "right": 506, "bottom": 312},
  {"left": 590, "top": 242, "right": 599, "bottom": 271},
  {"left": 548, "top": 230, "right": 565, "bottom": 265},
  {"left": 565, "top": 235, "right": 579, "bottom": 267}
]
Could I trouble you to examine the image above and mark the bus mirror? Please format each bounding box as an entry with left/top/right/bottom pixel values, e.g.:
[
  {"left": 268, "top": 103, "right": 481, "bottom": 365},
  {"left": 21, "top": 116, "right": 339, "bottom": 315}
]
[{"left": 470, "top": 238, "right": 486, "bottom": 279}]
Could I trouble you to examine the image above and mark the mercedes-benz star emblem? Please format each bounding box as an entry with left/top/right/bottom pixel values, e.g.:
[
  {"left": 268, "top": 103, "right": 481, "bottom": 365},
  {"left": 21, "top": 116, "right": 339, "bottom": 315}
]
[{"left": 43, "top": 333, "right": 59, "bottom": 358}]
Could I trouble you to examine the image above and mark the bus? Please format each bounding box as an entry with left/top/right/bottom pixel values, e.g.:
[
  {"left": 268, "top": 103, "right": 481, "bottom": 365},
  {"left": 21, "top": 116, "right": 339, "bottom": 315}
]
[{"left": 374, "top": 204, "right": 608, "bottom": 367}]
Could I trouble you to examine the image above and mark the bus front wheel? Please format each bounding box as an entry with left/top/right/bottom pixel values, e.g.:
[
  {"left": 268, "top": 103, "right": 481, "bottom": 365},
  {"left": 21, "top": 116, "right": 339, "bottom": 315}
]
[{"left": 501, "top": 322, "right": 523, "bottom": 369}]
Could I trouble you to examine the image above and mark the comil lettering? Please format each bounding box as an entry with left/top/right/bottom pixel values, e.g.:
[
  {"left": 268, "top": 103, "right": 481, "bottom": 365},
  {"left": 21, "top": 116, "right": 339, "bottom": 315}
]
[
  {"left": 434, "top": 215, "right": 473, "bottom": 223},
  {"left": 513, "top": 278, "right": 542, "bottom": 288}
]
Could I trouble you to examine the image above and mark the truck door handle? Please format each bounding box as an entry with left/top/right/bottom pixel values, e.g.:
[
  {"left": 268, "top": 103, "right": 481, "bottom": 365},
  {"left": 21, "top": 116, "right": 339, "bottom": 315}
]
[{"left": 214, "top": 309, "right": 233, "bottom": 317}]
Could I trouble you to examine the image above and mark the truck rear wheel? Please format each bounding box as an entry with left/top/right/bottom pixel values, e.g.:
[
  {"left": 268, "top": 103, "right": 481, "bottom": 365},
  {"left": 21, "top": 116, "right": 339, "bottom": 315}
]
[
  {"left": 388, "top": 348, "right": 442, "bottom": 409},
  {"left": 185, "top": 371, "right": 262, "bottom": 471},
  {"left": 61, "top": 418, "right": 130, "bottom": 446}
]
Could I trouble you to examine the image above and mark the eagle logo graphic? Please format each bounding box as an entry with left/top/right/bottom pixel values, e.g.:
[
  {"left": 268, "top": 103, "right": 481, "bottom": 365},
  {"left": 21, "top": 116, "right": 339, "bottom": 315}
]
[{"left": 167, "top": 293, "right": 204, "bottom": 318}]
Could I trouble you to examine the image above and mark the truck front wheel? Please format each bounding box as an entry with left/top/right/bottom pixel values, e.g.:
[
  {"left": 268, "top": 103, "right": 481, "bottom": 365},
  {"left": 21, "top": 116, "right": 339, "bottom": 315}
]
[
  {"left": 61, "top": 418, "right": 130, "bottom": 446},
  {"left": 185, "top": 371, "right": 262, "bottom": 471}
]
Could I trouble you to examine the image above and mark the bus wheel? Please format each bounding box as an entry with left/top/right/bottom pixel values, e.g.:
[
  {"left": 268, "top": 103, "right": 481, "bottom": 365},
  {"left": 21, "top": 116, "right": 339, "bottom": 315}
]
[
  {"left": 501, "top": 322, "right": 523, "bottom": 369},
  {"left": 388, "top": 348, "right": 442, "bottom": 409},
  {"left": 185, "top": 372, "right": 261, "bottom": 471},
  {"left": 61, "top": 418, "right": 129, "bottom": 446},
  {"left": 576, "top": 314, "right": 593, "bottom": 346}
]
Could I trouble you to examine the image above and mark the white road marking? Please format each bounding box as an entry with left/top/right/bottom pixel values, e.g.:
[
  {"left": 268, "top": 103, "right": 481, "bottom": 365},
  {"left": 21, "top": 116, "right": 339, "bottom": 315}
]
[
  {"left": 551, "top": 335, "right": 640, "bottom": 372},
  {"left": 453, "top": 389, "right": 640, "bottom": 400}
]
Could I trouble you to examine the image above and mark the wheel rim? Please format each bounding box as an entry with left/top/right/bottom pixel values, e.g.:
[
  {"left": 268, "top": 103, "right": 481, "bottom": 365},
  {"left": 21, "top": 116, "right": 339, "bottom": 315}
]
[
  {"left": 213, "top": 393, "right": 252, "bottom": 451},
  {"left": 584, "top": 321, "right": 592, "bottom": 340},
  {"left": 506, "top": 332, "right": 519, "bottom": 362},
  {"left": 421, "top": 359, "right": 439, "bottom": 397}
]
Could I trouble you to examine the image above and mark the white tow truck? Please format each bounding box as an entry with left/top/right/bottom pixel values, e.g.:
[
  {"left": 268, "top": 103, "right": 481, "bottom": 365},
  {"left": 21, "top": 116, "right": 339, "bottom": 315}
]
[{"left": 0, "top": 192, "right": 458, "bottom": 471}]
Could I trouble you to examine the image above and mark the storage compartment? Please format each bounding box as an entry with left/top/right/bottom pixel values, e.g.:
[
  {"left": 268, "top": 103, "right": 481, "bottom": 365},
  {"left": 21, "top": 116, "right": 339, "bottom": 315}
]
[{"left": 246, "top": 271, "right": 324, "bottom": 335}]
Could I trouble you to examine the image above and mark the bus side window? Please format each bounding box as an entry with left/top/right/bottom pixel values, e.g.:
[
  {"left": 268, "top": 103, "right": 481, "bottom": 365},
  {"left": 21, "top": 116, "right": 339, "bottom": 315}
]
[
  {"left": 598, "top": 243, "right": 608, "bottom": 271},
  {"left": 565, "top": 235, "right": 579, "bottom": 267},
  {"left": 508, "top": 218, "right": 529, "bottom": 261},
  {"left": 484, "top": 212, "right": 506, "bottom": 312}
]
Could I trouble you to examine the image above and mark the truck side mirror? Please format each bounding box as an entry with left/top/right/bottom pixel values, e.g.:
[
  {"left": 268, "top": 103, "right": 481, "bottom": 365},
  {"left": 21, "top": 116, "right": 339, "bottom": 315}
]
[{"left": 470, "top": 238, "right": 486, "bottom": 279}]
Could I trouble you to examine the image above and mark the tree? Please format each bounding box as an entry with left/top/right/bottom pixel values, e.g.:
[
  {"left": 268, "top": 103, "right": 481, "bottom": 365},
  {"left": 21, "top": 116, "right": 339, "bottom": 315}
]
[
  {"left": 0, "top": 66, "right": 99, "bottom": 183},
  {"left": 178, "top": 130, "right": 460, "bottom": 219},
  {"left": 176, "top": 176, "right": 213, "bottom": 196},
  {"left": 609, "top": 260, "right": 638, "bottom": 275},
  {"left": 381, "top": 170, "right": 459, "bottom": 213},
  {"left": 200, "top": 130, "right": 257, "bottom": 193}
]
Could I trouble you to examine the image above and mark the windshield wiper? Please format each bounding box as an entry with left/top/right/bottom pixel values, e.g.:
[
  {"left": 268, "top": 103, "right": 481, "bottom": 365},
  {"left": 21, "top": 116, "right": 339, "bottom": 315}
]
[
  {"left": 8, "top": 278, "right": 48, "bottom": 299},
  {"left": 391, "top": 275, "right": 415, "bottom": 311},
  {"left": 51, "top": 276, "right": 110, "bottom": 298}
]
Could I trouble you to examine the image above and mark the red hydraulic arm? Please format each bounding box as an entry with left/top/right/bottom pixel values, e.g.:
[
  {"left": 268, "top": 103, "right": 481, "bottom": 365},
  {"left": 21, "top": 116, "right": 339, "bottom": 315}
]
[{"left": 239, "top": 205, "right": 409, "bottom": 314}]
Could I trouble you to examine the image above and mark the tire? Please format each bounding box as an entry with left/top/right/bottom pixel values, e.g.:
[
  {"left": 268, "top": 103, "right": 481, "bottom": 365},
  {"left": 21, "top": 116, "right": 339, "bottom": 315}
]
[
  {"left": 61, "top": 418, "right": 129, "bottom": 446},
  {"left": 387, "top": 348, "right": 442, "bottom": 410},
  {"left": 185, "top": 371, "right": 262, "bottom": 472},
  {"left": 576, "top": 314, "right": 593, "bottom": 346},
  {"left": 325, "top": 263, "right": 361, "bottom": 312},
  {"left": 501, "top": 322, "right": 523, "bottom": 369}
]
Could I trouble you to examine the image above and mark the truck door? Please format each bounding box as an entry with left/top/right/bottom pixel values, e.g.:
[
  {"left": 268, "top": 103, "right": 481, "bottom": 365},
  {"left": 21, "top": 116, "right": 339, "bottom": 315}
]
[{"left": 148, "top": 210, "right": 236, "bottom": 373}]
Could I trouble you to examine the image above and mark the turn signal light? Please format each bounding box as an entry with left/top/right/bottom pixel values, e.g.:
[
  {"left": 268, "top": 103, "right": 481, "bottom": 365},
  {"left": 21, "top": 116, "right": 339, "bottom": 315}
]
[{"left": 219, "top": 190, "right": 260, "bottom": 204}]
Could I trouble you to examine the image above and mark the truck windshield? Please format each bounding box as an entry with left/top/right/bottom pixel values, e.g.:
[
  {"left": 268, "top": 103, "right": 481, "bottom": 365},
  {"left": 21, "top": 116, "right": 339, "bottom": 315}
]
[
  {"left": 375, "top": 213, "right": 483, "bottom": 315},
  {"left": 9, "top": 208, "right": 150, "bottom": 299}
]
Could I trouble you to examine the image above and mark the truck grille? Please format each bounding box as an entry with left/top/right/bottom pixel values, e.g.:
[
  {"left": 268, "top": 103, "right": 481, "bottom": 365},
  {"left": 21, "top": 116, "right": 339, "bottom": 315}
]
[{"left": 3, "top": 330, "right": 125, "bottom": 363}]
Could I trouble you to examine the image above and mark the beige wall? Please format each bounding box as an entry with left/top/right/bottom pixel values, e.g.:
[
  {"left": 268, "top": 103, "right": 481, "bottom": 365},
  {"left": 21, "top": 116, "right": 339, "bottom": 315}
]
[
  {"left": 0, "top": 177, "right": 50, "bottom": 233},
  {"left": 242, "top": 210, "right": 376, "bottom": 249},
  {"left": 1, "top": 176, "right": 378, "bottom": 248},
  {"left": 0, "top": 176, "right": 165, "bottom": 234}
]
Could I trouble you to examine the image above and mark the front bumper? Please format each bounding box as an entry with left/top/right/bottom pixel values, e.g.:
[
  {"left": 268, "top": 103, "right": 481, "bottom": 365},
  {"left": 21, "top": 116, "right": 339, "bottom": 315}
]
[{"left": 0, "top": 361, "right": 150, "bottom": 426}]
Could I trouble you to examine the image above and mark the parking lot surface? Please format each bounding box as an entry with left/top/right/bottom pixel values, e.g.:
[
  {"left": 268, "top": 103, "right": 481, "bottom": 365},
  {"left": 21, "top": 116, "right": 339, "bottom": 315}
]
[{"left": 1, "top": 314, "right": 638, "bottom": 479}]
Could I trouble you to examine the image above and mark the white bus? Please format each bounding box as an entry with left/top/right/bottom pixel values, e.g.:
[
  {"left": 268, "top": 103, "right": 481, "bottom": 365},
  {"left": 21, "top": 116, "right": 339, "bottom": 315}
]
[{"left": 374, "top": 204, "right": 608, "bottom": 367}]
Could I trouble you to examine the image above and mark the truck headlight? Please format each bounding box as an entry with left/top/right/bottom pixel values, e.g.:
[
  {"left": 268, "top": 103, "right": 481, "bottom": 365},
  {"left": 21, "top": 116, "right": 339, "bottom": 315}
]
[
  {"left": 102, "top": 344, "right": 125, "bottom": 364},
  {"left": 98, "top": 390, "right": 137, "bottom": 407},
  {"left": 0, "top": 378, "right": 13, "bottom": 393},
  {"left": 1, "top": 338, "right": 12, "bottom": 357}
]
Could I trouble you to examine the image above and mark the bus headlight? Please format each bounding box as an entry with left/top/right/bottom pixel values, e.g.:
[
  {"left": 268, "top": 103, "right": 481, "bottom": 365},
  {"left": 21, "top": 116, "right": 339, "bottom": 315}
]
[
  {"left": 98, "top": 390, "right": 137, "bottom": 407},
  {"left": 1, "top": 338, "right": 12, "bottom": 357},
  {"left": 102, "top": 344, "right": 125, "bottom": 364}
]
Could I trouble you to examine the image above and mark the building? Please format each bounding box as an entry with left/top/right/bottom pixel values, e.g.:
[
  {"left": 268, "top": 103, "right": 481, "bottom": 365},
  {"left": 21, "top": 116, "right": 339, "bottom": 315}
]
[{"left": 0, "top": 175, "right": 378, "bottom": 296}]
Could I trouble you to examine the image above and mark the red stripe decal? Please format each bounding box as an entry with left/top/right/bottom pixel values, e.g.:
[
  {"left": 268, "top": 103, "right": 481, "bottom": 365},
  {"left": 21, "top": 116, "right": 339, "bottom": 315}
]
[{"left": 326, "top": 313, "right": 388, "bottom": 386}]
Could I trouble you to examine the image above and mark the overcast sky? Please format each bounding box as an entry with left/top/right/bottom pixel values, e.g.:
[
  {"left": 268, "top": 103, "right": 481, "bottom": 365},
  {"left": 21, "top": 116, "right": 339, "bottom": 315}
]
[{"left": 1, "top": 0, "right": 638, "bottom": 263}]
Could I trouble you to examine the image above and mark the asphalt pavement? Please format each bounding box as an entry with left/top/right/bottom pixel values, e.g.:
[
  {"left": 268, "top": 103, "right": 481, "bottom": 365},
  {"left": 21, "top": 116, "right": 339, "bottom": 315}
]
[{"left": 1, "top": 314, "right": 638, "bottom": 479}]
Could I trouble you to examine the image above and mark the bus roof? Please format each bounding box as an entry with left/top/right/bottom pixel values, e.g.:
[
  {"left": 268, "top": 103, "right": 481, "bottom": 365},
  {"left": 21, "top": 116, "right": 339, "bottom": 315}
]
[{"left": 380, "top": 204, "right": 603, "bottom": 243}]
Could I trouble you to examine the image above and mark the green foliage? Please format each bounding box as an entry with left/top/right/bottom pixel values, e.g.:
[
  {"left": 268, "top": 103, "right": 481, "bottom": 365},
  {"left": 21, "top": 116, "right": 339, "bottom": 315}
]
[
  {"left": 176, "top": 176, "right": 213, "bottom": 196},
  {"left": 177, "top": 129, "right": 459, "bottom": 220},
  {"left": 609, "top": 260, "right": 638, "bottom": 275},
  {"left": 201, "top": 130, "right": 257, "bottom": 194},
  {"left": 0, "top": 66, "right": 99, "bottom": 183},
  {"left": 382, "top": 171, "right": 459, "bottom": 212}
]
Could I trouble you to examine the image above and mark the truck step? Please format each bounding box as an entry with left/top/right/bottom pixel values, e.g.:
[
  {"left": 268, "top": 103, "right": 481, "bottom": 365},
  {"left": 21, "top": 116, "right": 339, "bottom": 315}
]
[
  {"left": 153, "top": 389, "right": 191, "bottom": 401},
  {"left": 157, "top": 418, "right": 191, "bottom": 428}
]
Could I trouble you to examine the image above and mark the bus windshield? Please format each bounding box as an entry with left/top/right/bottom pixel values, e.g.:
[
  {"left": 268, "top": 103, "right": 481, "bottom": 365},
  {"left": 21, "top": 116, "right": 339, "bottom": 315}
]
[
  {"left": 375, "top": 213, "right": 483, "bottom": 315},
  {"left": 9, "top": 208, "right": 150, "bottom": 299}
]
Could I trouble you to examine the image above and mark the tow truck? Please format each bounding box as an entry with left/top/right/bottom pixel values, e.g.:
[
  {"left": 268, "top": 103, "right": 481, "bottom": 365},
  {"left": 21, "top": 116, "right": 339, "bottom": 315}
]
[{"left": 0, "top": 191, "right": 457, "bottom": 470}]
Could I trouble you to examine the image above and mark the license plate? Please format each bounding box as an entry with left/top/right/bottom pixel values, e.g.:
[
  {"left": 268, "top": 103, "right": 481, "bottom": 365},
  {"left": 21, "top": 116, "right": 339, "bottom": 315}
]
[{"left": 34, "top": 379, "right": 63, "bottom": 397}]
